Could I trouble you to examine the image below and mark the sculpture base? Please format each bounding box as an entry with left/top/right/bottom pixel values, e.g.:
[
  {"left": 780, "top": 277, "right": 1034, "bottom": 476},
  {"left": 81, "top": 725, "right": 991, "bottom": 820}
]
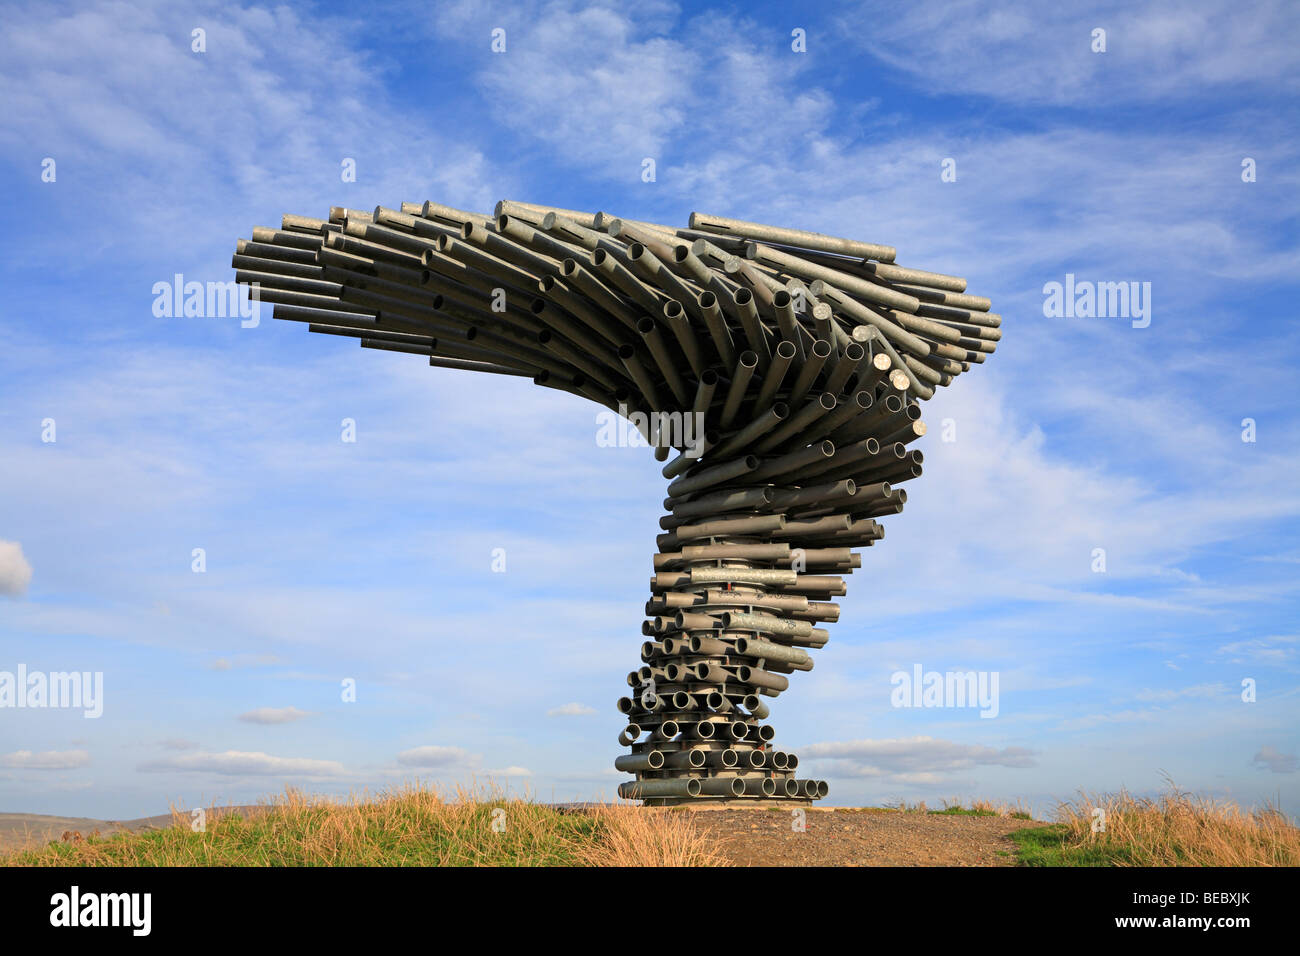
[
  {"left": 641, "top": 796, "right": 816, "bottom": 808},
  {"left": 618, "top": 527, "right": 835, "bottom": 803}
]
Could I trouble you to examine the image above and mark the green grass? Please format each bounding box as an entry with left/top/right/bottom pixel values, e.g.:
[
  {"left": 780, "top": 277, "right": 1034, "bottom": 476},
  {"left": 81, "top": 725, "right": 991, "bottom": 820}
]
[
  {"left": 890, "top": 799, "right": 1034, "bottom": 818},
  {"left": 1010, "top": 825, "right": 1121, "bottom": 866},
  {"left": 1010, "top": 783, "right": 1300, "bottom": 866},
  {"left": 13, "top": 782, "right": 1289, "bottom": 867},
  {"left": 4, "top": 786, "right": 727, "bottom": 867},
  {"left": 7, "top": 800, "right": 602, "bottom": 867}
]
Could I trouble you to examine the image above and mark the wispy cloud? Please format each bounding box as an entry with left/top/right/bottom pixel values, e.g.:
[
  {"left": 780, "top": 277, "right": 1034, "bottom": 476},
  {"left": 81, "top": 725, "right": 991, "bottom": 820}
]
[
  {"left": 1252, "top": 745, "right": 1297, "bottom": 774},
  {"left": 207, "top": 655, "right": 284, "bottom": 672},
  {"left": 1060, "top": 709, "right": 1162, "bottom": 731},
  {"left": 138, "top": 750, "right": 346, "bottom": 777},
  {"left": 238, "top": 706, "right": 313, "bottom": 725},
  {"left": 805, "top": 736, "right": 1038, "bottom": 781},
  {"left": 547, "top": 702, "right": 596, "bottom": 717},
  {"left": 395, "top": 746, "right": 478, "bottom": 769},
  {"left": 1217, "top": 636, "right": 1299, "bottom": 666},
  {"left": 0, "top": 0, "right": 504, "bottom": 274},
  {"left": 1135, "top": 683, "right": 1231, "bottom": 703},
  {"left": 839, "top": 0, "right": 1300, "bottom": 106},
  {"left": 0, "top": 749, "right": 91, "bottom": 770}
]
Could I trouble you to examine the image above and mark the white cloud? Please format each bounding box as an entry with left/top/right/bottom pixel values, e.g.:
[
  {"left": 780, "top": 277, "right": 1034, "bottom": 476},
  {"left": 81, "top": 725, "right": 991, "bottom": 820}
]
[
  {"left": 207, "top": 655, "right": 283, "bottom": 671},
  {"left": 477, "top": 8, "right": 692, "bottom": 178},
  {"left": 0, "top": 749, "right": 90, "bottom": 770},
  {"left": 395, "top": 745, "right": 477, "bottom": 768},
  {"left": 432, "top": 2, "right": 1300, "bottom": 288},
  {"left": 1252, "top": 746, "right": 1297, "bottom": 774},
  {"left": 1135, "top": 683, "right": 1231, "bottom": 703},
  {"left": 1217, "top": 636, "right": 1299, "bottom": 666},
  {"left": 238, "top": 706, "right": 313, "bottom": 724},
  {"left": 431, "top": 2, "right": 833, "bottom": 189},
  {"left": 840, "top": 0, "right": 1300, "bottom": 106},
  {"left": 0, "top": 1, "right": 504, "bottom": 264},
  {"left": 805, "top": 736, "right": 1037, "bottom": 780},
  {"left": 1060, "top": 709, "right": 1161, "bottom": 731},
  {"left": 138, "top": 749, "right": 346, "bottom": 777},
  {"left": 547, "top": 702, "right": 596, "bottom": 716},
  {"left": 0, "top": 540, "right": 33, "bottom": 597}
]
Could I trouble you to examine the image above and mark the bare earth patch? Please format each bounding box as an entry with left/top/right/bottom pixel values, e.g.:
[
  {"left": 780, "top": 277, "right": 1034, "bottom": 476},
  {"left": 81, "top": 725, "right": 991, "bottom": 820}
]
[{"left": 689, "top": 808, "right": 1043, "bottom": 866}]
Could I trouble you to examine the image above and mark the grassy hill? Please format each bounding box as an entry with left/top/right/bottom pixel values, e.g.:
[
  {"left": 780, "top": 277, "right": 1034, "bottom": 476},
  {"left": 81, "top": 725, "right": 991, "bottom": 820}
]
[
  {"left": 4, "top": 783, "right": 1295, "bottom": 867},
  {"left": 2, "top": 785, "right": 723, "bottom": 867}
]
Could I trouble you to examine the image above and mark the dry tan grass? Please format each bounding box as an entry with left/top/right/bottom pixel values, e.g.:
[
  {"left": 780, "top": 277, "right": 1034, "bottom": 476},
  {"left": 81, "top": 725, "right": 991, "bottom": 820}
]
[
  {"left": 578, "top": 804, "right": 727, "bottom": 867},
  {"left": 953, "top": 797, "right": 1033, "bottom": 818},
  {"left": 1052, "top": 779, "right": 1299, "bottom": 866}
]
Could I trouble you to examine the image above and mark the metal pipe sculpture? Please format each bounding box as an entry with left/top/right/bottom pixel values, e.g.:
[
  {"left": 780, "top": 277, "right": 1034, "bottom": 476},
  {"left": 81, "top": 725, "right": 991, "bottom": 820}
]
[{"left": 233, "top": 201, "right": 1002, "bottom": 805}]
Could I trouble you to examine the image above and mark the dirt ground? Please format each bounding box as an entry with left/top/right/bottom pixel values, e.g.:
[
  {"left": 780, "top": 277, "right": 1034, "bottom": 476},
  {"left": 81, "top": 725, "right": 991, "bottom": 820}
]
[{"left": 691, "top": 807, "right": 1044, "bottom": 866}]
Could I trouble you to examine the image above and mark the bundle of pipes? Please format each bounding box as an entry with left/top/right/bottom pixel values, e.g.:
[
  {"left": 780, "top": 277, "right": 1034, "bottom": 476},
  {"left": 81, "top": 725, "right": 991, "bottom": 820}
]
[{"left": 233, "top": 200, "right": 1001, "bottom": 805}]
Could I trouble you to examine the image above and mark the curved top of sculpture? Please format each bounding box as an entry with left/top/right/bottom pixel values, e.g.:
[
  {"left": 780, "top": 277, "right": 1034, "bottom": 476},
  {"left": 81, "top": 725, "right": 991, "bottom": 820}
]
[{"left": 232, "top": 198, "right": 1001, "bottom": 804}]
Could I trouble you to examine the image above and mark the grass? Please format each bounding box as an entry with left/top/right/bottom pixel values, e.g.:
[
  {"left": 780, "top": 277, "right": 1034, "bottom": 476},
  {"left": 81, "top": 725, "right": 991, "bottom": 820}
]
[
  {"left": 3, "top": 785, "right": 725, "bottom": 867},
  {"left": 1012, "top": 780, "right": 1300, "bottom": 867},
  {"left": 933, "top": 798, "right": 1033, "bottom": 819},
  {"left": 8, "top": 779, "right": 1293, "bottom": 867},
  {"left": 881, "top": 797, "right": 1034, "bottom": 819}
]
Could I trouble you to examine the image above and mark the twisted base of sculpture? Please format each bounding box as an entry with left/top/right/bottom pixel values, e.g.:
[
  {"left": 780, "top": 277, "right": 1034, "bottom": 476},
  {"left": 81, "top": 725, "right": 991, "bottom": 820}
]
[
  {"left": 616, "top": 528, "right": 833, "bottom": 803},
  {"left": 232, "top": 198, "right": 1001, "bottom": 806},
  {"left": 616, "top": 466, "right": 893, "bottom": 804}
]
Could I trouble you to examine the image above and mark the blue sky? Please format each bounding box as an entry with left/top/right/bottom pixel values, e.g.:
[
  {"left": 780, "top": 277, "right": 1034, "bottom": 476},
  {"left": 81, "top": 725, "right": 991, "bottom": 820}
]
[{"left": 1, "top": 0, "right": 1297, "bottom": 820}]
